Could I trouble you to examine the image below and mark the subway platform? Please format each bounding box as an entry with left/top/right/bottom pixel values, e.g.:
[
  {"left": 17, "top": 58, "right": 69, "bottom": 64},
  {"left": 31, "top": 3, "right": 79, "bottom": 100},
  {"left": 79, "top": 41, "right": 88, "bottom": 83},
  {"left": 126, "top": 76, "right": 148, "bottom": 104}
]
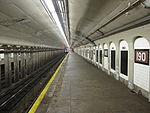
[{"left": 35, "top": 52, "right": 150, "bottom": 113}]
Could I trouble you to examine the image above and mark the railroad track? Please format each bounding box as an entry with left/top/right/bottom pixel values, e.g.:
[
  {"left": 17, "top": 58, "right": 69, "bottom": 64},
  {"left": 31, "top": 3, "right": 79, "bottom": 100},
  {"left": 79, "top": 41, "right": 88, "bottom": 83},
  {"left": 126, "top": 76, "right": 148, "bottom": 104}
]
[{"left": 0, "top": 54, "right": 66, "bottom": 113}]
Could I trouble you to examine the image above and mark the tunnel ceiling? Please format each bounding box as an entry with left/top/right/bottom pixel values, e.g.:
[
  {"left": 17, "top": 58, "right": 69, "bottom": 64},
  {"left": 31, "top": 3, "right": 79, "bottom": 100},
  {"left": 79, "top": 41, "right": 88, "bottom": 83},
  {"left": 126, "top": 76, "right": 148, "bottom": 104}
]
[
  {"left": 69, "top": 0, "right": 150, "bottom": 47},
  {"left": 0, "top": 0, "right": 67, "bottom": 48},
  {"left": 0, "top": 0, "right": 150, "bottom": 48}
]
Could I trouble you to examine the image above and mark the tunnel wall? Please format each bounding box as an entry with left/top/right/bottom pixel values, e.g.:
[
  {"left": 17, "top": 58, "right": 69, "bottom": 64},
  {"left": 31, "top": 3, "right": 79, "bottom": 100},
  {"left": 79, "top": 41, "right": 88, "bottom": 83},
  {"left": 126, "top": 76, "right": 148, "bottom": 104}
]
[{"left": 74, "top": 23, "right": 150, "bottom": 101}]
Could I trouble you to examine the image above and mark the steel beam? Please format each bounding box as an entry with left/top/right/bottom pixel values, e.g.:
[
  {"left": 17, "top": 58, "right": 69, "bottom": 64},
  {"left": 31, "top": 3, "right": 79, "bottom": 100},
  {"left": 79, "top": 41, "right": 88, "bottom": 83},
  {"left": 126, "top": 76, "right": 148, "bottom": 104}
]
[
  {"left": 73, "top": 34, "right": 96, "bottom": 47},
  {"left": 86, "top": 0, "right": 144, "bottom": 38},
  {"left": 93, "top": 14, "right": 150, "bottom": 41}
]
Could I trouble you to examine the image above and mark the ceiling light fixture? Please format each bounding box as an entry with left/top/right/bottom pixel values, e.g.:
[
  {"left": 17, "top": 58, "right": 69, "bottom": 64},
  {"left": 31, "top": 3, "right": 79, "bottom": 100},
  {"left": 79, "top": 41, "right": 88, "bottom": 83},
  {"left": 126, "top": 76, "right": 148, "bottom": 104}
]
[
  {"left": 58, "top": 1, "right": 63, "bottom": 13},
  {"left": 41, "top": 0, "right": 70, "bottom": 47}
]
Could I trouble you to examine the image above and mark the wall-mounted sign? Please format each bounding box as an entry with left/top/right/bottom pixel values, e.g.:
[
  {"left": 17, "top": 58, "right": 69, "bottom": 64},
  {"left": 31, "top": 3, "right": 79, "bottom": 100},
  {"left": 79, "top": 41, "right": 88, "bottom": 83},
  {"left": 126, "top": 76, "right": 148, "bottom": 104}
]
[
  {"left": 104, "top": 49, "right": 108, "bottom": 57},
  {"left": 135, "top": 49, "right": 149, "bottom": 65}
]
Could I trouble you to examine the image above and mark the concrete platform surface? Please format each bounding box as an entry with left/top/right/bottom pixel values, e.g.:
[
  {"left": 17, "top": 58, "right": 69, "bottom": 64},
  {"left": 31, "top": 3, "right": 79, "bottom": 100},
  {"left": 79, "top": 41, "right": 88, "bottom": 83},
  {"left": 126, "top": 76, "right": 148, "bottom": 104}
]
[{"left": 36, "top": 53, "right": 150, "bottom": 113}]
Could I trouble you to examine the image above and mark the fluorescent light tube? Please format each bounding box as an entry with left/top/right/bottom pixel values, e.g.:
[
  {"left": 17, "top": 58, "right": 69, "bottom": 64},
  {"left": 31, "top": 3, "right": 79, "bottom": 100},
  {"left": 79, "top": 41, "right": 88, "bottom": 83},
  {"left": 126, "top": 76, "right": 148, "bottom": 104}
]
[
  {"left": 41, "top": 0, "right": 70, "bottom": 47},
  {"left": 58, "top": 1, "right": 63, "bottom": 13}
]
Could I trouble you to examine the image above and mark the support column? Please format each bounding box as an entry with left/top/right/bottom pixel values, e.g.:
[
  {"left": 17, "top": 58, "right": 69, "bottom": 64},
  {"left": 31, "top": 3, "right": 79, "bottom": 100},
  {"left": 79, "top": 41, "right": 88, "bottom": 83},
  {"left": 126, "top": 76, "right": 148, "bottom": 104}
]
[
  {"left": 37, "top": 52, "right": 39, "bottom": 69},
  {"left": 108, "top": 43, "right": 111, "bottom": 75},
  {"left": 148, "top": 51, "right": 150, "bottom": 102},
  {"left": 4, "top": 48, "right": 11, "bottom": 87},
  {"left": 33, "top": 52, "right": 36, "bottom": 71},
  {"left": 128, "top": 41, "right": 134, "bottom": 90},
  {"left": 14, "top": 50, "right": 19, "bottom": 82},
  {"left": 24, "top": 53, "right": 27, "bottom": 77},
  {"left": 26, "top": 52, "right": 30, "bottom": 75},
  {"left": 20, "top": 52, "right": 25, "bottom": 78},
  {"left": 115, "top": 42, "right": 119, "bottom": 80},
  {"left": 0, "top": 62, "right": 1, "bottom": 90},
  {"left": 30, "top": 52, "right": 34, "bottom": 73}
]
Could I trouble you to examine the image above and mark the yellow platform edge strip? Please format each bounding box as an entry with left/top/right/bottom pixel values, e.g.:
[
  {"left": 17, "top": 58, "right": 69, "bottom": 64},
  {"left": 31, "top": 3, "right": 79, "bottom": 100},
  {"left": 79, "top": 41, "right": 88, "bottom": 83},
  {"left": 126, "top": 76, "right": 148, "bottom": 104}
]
[{"left": 28, "top": 54, "right": 68, "bottom": 113}]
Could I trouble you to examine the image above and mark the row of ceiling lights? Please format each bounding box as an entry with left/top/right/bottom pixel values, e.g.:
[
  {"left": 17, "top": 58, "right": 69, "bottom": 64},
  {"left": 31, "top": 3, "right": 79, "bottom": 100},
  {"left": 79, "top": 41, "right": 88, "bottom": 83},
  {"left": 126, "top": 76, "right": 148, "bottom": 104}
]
[{"left": 41, "top": 0, "right": 70, "bottom": 48}]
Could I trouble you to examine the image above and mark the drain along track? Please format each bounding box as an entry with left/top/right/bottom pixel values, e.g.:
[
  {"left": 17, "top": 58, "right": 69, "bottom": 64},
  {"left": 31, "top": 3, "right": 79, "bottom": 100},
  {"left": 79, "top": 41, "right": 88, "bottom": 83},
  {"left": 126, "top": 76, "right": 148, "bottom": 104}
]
[{"left": 0, "top": 54, "right": 66, "bottom": 113}]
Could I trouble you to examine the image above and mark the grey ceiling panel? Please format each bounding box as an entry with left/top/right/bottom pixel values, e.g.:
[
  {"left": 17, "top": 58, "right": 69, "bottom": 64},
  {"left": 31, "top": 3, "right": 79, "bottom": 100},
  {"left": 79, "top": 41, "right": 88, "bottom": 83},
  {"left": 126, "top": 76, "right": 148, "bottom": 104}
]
[
  {"left": 69, "top": 0, "right": 150, "bottom": 47},
  {"left": 0, "top": 0, "right": 67, "bottom": 48}
]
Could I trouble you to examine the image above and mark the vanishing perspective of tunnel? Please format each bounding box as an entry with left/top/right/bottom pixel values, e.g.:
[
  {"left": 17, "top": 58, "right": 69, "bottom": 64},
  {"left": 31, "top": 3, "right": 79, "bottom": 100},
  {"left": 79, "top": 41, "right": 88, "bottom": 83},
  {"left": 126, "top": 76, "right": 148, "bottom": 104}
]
[{"left": 0, "top": 0, "right": 150, "bottom": 113}]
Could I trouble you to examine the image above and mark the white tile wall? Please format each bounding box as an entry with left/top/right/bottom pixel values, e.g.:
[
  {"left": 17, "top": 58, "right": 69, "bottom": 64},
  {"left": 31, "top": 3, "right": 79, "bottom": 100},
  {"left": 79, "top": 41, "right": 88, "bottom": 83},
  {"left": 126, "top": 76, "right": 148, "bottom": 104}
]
[
  {"left": 134, "top": 38, "right": 149, "bottom": 91},
  {"left": 104, "top": 57, "right": 108, "bottom": 70},
  {"left": 134, "top": 63, "right": 149, "bottom": 91}
]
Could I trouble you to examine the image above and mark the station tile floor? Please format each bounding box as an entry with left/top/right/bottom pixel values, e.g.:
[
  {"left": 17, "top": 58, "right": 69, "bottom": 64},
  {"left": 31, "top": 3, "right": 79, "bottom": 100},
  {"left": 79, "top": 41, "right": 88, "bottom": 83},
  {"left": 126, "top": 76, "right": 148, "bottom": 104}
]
[{"left": 36, "top": 53, "right": 150, "bottom": 113}]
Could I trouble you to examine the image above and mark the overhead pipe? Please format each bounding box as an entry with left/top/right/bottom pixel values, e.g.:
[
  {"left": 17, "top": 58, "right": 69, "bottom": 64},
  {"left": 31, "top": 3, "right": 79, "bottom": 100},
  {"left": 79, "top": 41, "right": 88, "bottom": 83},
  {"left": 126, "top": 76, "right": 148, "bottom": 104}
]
[
  {"left": 74, "top": 33, "right": 96, "bottom": 46},
  {"left": 93, "top": 14, "right": 150, "bottom": 41},
  {"left": 74, "top": 0, "right": 145, "bottom": 48},
  {"left": 87, "top": 0, "right": 144, "bottom": 38},
  {"left": 73, "top": 35, "right": 97, "bottom": 47},
  {"left": 65, "top": 0, "right": 71, "bottom": 43}
]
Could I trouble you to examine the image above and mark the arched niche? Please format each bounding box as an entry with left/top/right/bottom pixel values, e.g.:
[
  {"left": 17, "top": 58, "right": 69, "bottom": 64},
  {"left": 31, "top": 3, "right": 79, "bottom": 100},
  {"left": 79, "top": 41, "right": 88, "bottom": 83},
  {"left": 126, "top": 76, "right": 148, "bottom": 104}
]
[
  {"left": 120, "top": 40, "right": 128, "bottom": 80},
  {"left": 134, "top": 37, "right": 150, "bottom": 91}
]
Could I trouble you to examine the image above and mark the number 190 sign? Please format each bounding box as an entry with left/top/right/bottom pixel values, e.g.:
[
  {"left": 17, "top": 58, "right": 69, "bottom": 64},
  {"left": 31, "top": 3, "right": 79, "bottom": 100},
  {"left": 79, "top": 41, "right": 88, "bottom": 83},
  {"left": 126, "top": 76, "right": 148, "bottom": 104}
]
[{"left": 135, "top": 49, "right": 149, "bottom": 65}]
